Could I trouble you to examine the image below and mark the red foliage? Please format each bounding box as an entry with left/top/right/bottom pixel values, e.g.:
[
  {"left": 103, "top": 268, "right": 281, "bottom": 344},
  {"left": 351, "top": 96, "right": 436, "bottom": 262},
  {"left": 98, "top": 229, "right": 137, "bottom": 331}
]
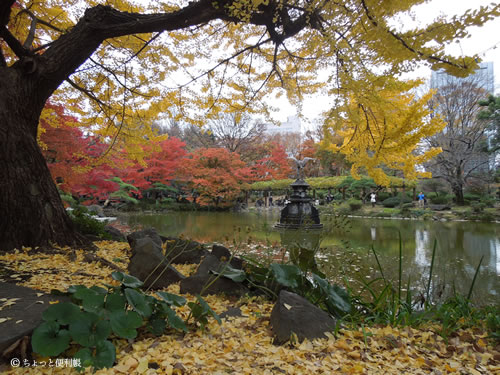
[
  {"left": 179, "top": 148, "right": 253, "bottom": 206},
  {"left": 251, "top": 142, "right": 293, "bottom": 180},
  {"left": 119, "top": 137, "right": 186, "bottom": 191},
  {"left": 39, "top": 103, "right": 88, "bottom": 193}
]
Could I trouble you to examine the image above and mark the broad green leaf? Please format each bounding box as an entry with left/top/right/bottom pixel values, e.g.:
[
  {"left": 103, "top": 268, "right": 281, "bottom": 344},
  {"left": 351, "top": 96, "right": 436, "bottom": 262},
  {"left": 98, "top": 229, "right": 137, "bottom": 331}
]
[
  {"left": 72, "top": 286, "right": 95, "bottom": 300},
  {"left": 312, "top": 274, "right": 351, "bottom": 316},
  {"left": 82, "top": 292, "right": 106, "bottom": 313},
  {"left": 105, "top": 292, "right": 127, "bottom": 312},
  {"left": 148, "top": 318, "right": 167, "bottom": 336},
  {"left": 110, "top": 310, "right": 142, "bottom": 339},
  {"left": 74, "top": 348, "right": 93, "bottom": 370},
  {"left": 111, "top": 271, "right": 143, "bottom": 288},
  {"left": 270, "top": 263, "right": 302, "bottom": 289},
  {"left": 211, "top": 266, "right": 246, "bottom": 282},
  {"left": 42, "top": 302, "right": 82, "bottom": 325},
  {"left": 94, "top": 340, "right": 116, "bottom": 369},
  {"left": 70, "top": 317, "right": 111, "bottom": 347},
  {"left": 156, "top": 291, "right": 186, "bottom": 307},
  {"left": 197, "top": 294, "right": 221, "bottom": 325},
  {"left": 164, "top": 305, "right": 188, "bottom": 332},
  {"left": 32, "top": 321, "right": 71, "bottom": 357},
  {"left": 125, "top": 288, "right": 152, "bottom": 317},
  {"left": 90, "top": 286, "right": 107, "bottom": 294},
  {"left": 68, "top": 285, "right": 87, "bottom": 295}
]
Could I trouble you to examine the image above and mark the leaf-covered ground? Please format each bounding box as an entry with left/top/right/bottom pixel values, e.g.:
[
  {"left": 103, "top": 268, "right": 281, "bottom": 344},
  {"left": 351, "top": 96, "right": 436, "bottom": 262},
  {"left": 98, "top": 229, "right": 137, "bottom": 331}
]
[{"left": 1, "top": 241, "right": 499, "bottom": 374}]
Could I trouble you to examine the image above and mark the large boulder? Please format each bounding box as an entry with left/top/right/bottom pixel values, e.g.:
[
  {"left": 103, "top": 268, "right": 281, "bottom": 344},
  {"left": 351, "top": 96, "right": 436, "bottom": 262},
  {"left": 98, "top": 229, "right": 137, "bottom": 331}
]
[
  {"left": 211, "top": 244, "right": 244, "bottom": 269},
  {"left": 270, "top": 290, "right": 337, "bottom": 345},
  {"left": 128, "top": 237, "right": 184, "bottom": 289},
  {"left": 87, "top": 204, "right": 104, "bottom": 217},
  {"left": 104, "top": 225, "right": 126, "bottom": 242},
  {"left": 180, "top": 254, "right": 249, "bottom": 297},
  {"left": 164, "top": 237, "right": 208, "bottom": 264},
  {"left": 127, "top": 228, "right": 163, "bottom": 255}
]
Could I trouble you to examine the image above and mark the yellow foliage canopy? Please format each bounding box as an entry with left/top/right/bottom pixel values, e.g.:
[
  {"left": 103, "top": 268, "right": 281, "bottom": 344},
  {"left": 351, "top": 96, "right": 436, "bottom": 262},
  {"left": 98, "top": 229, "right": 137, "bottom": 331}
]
[
  {"left": 5, "top": 0, "right": 499, "bottom": 173},
  {"left": 322, "top": 76, "right": 445, "bottom": 185}
]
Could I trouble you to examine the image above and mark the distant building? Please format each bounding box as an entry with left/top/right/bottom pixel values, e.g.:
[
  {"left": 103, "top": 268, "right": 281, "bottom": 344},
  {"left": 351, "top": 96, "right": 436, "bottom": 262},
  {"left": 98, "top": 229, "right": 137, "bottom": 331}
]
[
  {"left": 265, "top": 115, "right": 301, "bottom": 135},
  {"left": 430, "top": 61, "right": 494, "bottom": 94}
]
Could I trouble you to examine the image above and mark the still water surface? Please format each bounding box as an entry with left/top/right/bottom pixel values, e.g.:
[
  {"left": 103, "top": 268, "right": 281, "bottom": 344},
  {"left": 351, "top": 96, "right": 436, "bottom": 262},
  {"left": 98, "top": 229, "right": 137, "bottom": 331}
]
[{"left": 118, "top": 210, "right": 499, "bottom": 305}]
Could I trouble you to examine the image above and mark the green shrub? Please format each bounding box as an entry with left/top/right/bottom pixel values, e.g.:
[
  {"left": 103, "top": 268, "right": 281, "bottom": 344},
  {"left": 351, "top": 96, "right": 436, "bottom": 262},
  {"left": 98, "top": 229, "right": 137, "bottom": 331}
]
[
  {"left": 69, "top": 207, "right": 110, "bottom": 239},
  {"left": 430, "top": 195, "right": 449, "bottom": 204},
  {"left": 347, "top": 199, "right": 363, "bottom": 211},
  {"left": 59, "top": 190, "right": 78, "bottom": 207},
  {"left": 480, "top": 195, "right": 496, "bottom": 207},
  {"left": 410, "top": 209, "right": 427, "bottom": 218},
  {"left": 382, "top": 194, "right": 412, "bottom": 208},
  {"left": 334, "top": 203, "right": 352, "bottom": 216},
  {"left": 464, "top": 193, "right": 481, "bottom": 204},
  {"left": 471, "top": 202, "right": 486, "bottom": 213},
  {"left": 376, "top": 192, "right": 391, "bottom": 201}
]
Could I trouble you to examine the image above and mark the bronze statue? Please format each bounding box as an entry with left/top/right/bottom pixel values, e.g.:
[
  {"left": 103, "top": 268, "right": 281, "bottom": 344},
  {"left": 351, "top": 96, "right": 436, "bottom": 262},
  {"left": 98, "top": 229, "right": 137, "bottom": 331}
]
[{"left": 288, "top": 156, "right": 315, "bottom": 180}]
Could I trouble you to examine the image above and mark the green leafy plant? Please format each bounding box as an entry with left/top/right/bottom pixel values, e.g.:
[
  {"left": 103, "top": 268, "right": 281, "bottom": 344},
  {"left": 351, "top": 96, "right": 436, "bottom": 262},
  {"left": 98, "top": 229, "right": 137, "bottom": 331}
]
[
  {"left": 217, "top": 257, "right": 352, "bottom": 318},
  {"left": 31, "top": 271, "right": 219, "bottom": 371},
  {"left": 67, "top": 206, "right": 110, "bottom": 239}
]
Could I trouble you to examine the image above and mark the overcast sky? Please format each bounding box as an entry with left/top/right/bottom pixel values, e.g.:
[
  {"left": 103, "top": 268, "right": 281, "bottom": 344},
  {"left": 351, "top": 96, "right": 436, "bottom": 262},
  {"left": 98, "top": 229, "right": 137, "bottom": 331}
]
[{"left": 277, "top": 0, "right": 500, "bottom": 125}]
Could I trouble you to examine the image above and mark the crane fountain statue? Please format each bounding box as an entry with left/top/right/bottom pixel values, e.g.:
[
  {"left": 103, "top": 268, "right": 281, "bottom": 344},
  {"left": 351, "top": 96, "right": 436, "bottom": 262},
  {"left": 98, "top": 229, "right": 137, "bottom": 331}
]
[
  {"left": 274, "top": 156, "right": 323, "bottom": 271},
  {"left": 275, "top": 156, "right": 323, "bottom": 230}
]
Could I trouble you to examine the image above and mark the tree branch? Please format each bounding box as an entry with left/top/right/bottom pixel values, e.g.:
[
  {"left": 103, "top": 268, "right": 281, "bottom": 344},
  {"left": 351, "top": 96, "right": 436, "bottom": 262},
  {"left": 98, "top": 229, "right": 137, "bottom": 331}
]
[
  {"left": 0, "top": 26, "right": 31, "bottom": 58},
  {"left": 360, "top": 0, "right": 470, "bottom": 70}
]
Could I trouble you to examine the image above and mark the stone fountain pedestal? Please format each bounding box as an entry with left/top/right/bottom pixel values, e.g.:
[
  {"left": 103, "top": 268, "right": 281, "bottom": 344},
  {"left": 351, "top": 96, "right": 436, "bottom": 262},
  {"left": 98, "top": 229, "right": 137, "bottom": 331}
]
[
  {"left": 275, "top": 179, "right": 323, "bottom": 230},
  {"left": 274, "top": 177, "right": 323, "bottom": 272}
]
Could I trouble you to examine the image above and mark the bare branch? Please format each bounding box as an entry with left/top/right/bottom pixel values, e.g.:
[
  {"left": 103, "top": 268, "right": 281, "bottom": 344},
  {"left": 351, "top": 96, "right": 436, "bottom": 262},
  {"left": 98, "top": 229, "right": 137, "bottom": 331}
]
[{"left": 65, "top": 77, "right": 110, "bottom": 109}]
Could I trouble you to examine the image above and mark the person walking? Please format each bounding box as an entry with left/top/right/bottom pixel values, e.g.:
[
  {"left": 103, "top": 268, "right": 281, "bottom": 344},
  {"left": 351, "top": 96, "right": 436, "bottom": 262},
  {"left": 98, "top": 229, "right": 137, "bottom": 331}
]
[
  {"left": 370, "top": 192, "right": 376, "bottom": 208},
  {"left": 417, "top": 191, "right": 425, "bottom": 208}
]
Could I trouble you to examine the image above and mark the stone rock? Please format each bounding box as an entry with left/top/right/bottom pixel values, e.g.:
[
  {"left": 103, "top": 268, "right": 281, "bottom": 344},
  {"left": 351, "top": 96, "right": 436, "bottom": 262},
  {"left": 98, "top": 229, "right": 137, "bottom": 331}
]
[
  {"left": 87, "top": 204, "right": 104, "bottom": 217},
  {"left": 211, "top": 244, "right": 243, "bottom": 269},
  {"left": 0, "top": 282, "right": 70, "bottom": 355},
  {"left": 193, "top": 254, "right": 222, "bottom": 276},
  {"left": 128, "top": 237, "right": 184, "bottom": 289},
  {"left": 104, "top": 225, "right": 126, "bottom": 242},
  {"left": 164, "top": 237, "right": 208, "bottom": 264},
  {"left": 127, "top": 228, "right": 163, "bottom": 254},
  {"left": 429, "top": 204, "right": 451, "bottom": 211},
  {"left": 180, "top": 274, "right": 248, "bottom": 297},
  {"left": 180, "top": 255, "right": 249, "bottom": 297},
  {"left": 220, "top": 307, "right": 242, "bottom": 319},
  {"left": 270, "top": 290, "right": 337, "bottom": 345}
]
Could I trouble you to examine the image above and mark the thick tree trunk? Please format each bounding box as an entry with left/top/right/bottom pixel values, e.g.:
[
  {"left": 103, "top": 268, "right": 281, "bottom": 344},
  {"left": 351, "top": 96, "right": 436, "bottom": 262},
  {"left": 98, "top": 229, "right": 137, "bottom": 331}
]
[
  {"left": 451, "top": 182, "right": 465, "bottom": 205},
  {"left": 0, "top": 76, "right": 84, "bottom": 251}
]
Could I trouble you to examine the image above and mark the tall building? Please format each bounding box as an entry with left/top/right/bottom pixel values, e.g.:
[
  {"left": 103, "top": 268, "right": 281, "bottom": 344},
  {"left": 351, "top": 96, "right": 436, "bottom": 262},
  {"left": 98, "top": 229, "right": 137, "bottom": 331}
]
[
  {"left": 265, "top": 115, "right": 301, "bottom": 135},
  {"left": 430, "top": 61, "right": 494, "bottom": 94}
]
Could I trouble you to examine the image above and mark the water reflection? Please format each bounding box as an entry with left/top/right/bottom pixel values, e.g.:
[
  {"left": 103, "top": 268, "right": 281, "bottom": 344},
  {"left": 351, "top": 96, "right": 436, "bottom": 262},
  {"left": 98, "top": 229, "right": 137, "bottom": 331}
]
[
  {"left": 414, "top": 229, "right": 430, "bottom": 269},
  {"left": 118, "top": 212, "right": 499, "bottom": 305}
]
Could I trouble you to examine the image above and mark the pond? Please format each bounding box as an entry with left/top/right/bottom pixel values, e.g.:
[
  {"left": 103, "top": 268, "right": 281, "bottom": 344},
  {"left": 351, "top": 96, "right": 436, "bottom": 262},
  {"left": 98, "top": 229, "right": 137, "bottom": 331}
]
[{"left": 117, "top": 210, "right": 500, "bottom": 306}]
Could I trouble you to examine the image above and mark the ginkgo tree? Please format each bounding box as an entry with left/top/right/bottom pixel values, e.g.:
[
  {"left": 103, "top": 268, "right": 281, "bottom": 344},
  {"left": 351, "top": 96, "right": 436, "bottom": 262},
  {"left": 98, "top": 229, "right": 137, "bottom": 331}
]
[{"left": 0, "top": 0, "right": 498, "bottom": 251}]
